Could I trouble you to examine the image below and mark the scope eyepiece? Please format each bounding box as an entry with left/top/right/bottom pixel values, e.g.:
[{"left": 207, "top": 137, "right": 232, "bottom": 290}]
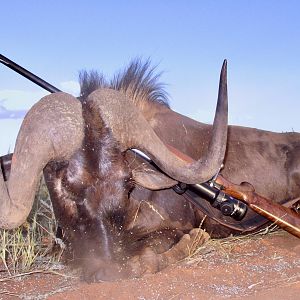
[
  {"left": 210, "top": 190, "right": 247, "bottom": 221},
  {"left": 173, "top": 182, "right": 248, "bottom": 221}
]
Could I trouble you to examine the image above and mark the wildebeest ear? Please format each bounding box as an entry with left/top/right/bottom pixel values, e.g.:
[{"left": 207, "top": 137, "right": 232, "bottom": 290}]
[{"left": 132, "top": 166, "right": 178, "bottom": 190}]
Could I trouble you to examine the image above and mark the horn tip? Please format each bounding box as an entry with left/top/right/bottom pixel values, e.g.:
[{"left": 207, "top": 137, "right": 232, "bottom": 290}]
[{"left": 221, "top": 59, "right": 227, "bottom": 80}]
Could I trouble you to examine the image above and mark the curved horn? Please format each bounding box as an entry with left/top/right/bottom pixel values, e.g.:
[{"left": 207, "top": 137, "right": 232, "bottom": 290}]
[
  {"left": 85, "top": 60, "right": 228, "bottom": 184},
  {"left": 0, "top": 93, "right": 83, "bottom": 229}
]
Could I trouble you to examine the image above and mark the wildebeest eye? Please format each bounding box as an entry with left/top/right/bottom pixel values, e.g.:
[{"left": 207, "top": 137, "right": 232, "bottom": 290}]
[{"left": 124, "top": 175, "right": 135, "bottom": 190}]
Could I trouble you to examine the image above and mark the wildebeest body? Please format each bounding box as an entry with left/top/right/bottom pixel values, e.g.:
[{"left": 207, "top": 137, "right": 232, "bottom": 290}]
[{"left": 145, "top": 107, "right": 300, "bottom": 236}]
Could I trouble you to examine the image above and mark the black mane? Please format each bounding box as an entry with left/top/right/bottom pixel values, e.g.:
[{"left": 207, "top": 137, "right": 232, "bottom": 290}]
[{"left": 79, "top": 58, "right": 170, "bottom": 108}]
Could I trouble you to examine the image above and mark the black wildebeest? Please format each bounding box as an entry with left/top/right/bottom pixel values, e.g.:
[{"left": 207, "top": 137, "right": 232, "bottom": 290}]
[
  {"left": 0, "top": 59, "right": 298, "bottom": 281},
  {"left": 0, "top": 60, "right": 228, "bottom": 281}
]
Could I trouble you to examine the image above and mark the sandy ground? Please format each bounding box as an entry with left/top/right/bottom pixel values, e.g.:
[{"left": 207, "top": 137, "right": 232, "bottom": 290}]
[{"left": 0, "top": 231, "right": 299, "bottom": 300}]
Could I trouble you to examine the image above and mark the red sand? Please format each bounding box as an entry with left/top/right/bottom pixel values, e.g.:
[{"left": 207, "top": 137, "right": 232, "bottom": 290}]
[{"left": 1, "top": 231, "right": 299, "bottom": 300}]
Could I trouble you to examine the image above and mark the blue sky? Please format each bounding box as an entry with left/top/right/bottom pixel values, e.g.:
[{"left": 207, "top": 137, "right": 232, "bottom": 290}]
[{"left": 1, "top": 1, "right": 300, "bottom": 155}]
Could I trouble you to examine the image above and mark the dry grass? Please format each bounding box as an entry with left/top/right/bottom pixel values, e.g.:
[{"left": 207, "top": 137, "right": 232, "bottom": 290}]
[
  {"left": 0, "top": 177, "right": 64, "bottom": 276},
  {"left": 185, "top": 223, "right": 281, "bottom": 265}
]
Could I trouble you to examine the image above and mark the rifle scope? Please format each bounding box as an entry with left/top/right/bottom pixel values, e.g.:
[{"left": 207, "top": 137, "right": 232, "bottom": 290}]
[{"left": 174, "top": 182, "right": 248, "bottom": 221}]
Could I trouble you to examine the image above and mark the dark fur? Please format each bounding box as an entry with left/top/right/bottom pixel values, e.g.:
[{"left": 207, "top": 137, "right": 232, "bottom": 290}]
[{"left": 79, "top": 58, "right": 170, "bottom": 108}]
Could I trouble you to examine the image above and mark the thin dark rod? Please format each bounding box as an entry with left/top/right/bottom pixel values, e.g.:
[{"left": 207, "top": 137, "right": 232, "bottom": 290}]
[{"left": 0, "top": 54, "right": 61, "bottom": 93}]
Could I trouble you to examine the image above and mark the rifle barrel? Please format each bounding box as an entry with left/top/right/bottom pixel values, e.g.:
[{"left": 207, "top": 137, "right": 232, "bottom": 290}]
[{"left": 0, "top": 54, "right": 61, "bottom": 94}]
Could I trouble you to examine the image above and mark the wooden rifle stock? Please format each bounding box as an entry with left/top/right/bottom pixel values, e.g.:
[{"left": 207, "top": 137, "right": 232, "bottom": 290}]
[
  {"left": 215, "top": 175, "right": 300, "bottom": 238},
  {"left": 166, "top": 144, "right": 300, "bottom": 239}
]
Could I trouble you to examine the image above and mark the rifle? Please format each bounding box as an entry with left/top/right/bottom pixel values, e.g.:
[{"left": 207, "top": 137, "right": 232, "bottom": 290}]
[
  {"left": 166, "top": 144, "right": 300, "bottom": 238},
  {"left": 1, "top": 54, "right": 300, "bottom": 239}
]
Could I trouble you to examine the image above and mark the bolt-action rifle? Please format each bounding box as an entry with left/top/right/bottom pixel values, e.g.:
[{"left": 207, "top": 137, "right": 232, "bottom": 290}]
[
  {"left": 1, "top": 54, "right": 299, "bottom": 238},
  {"left": 166, "top": 144, "right": 300, "bottom": 238}
]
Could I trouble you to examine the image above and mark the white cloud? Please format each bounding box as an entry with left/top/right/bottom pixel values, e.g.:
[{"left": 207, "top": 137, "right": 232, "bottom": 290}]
[
  {"left": 0, "top": 81, "right": 80, "bottom": 156},
  {"left": 0, "top": 89, "right": 48, "bottom": 155},
  {"left": 0, "top": 79, "right": 80, "bottom": 112},
  {"left": 0, "top": 101, "right": 27, "bottom": 119},
  {"left": 0, "top": 89, "right": 48, "bottom": 110},
  {"left": 0, "top": 79, "right": 82, "bottom": 156}
]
